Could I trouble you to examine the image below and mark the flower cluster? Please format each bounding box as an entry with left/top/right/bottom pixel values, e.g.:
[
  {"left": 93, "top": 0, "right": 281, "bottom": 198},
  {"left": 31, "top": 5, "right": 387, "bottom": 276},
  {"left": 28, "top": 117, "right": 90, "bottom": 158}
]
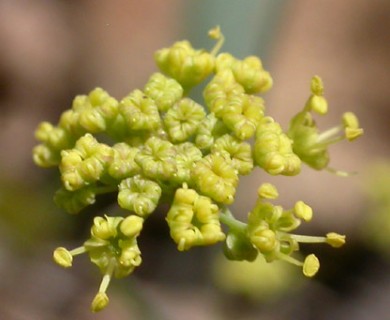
[{"left": 33, "top": 27, "right": 362, "bottom": 312}]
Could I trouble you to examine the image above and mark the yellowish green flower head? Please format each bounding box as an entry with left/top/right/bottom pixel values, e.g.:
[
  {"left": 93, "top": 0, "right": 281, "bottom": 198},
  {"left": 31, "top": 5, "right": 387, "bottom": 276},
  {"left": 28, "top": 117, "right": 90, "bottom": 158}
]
[{"left": 33, "top": 27, "right": 357, "bottom": 312}]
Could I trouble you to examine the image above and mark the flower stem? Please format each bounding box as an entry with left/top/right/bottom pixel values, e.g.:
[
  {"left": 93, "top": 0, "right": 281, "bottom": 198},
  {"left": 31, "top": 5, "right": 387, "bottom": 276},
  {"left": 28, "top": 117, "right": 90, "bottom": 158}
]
[{"left": 219, "top": 208, "right": 247, "bottom": 234}]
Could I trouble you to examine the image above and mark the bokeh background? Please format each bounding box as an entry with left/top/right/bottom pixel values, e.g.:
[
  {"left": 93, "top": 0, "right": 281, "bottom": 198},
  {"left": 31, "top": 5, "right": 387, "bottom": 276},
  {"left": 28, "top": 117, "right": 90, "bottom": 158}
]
[{"left": 1, "top": 0, "right": 390, "bottom": 319}]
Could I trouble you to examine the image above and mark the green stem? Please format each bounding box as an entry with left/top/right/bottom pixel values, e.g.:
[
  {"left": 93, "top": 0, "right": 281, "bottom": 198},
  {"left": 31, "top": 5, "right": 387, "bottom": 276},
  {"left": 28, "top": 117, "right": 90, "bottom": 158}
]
[
  {"left": 219, "top": 208, "right": 247, "bottom": 234},
  {"left": 210, "top": 28, "right": 225, "bottom": 56}
]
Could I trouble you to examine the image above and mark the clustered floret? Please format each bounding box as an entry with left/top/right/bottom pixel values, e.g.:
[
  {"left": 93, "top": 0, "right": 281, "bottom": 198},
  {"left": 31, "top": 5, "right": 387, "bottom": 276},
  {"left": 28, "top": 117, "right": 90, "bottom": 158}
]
[{"left": 33, "top": 27, "right": 362, "bottom": 312}]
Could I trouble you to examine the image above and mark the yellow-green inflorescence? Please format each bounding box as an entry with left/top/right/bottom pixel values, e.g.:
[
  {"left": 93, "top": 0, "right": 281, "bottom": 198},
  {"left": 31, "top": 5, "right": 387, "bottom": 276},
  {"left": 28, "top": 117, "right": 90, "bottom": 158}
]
[{"left": 33, "top": 27, "right": 361, "bottom": 312}]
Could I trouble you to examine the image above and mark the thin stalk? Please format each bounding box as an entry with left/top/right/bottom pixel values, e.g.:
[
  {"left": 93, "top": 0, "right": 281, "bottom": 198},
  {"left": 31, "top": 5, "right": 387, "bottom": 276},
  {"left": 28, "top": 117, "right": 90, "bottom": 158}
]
[{"left": 219, "top": 208, "right": 247, "bottom": 234}]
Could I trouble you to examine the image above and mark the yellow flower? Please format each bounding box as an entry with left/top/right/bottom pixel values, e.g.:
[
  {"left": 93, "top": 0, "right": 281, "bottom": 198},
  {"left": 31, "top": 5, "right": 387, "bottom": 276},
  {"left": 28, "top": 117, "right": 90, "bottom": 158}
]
[
  {"left": 118, "top": 175, "right": 162, "bottom": 217},
  {"left": 164, "top": 98, "right": 206, "bottom": 142},
  {"left": 191, "top": 153, "right": 238, "bottom": 204},
  {"left": 59, "top": 134, "right": 113, "bottom": 191},
  {"left": 144, "top": 72, "right": 183, "bottom": 112},
  {"left": 211, "top": 134, "right": 253, "bottom": 175},
  {"left": 254, "top": 117, "right": 301, "bottom": 176},
  {"left": 155, "top": 40, "right": 215, "bottom": 90},
  {"left": 166, "top": 187, "right": 225, "bottom": 251},
  {"left": 119, "top": 89, "right": 161, "bottom": 131},
  {"left": 135, "top": 136, "right": 177, "bottom": 181},
  {"left": 288, "top": 76, "right": 363, "bottom": 171},
  {"left": 203, "top": 69, "right": 245, "bottom": 117}
]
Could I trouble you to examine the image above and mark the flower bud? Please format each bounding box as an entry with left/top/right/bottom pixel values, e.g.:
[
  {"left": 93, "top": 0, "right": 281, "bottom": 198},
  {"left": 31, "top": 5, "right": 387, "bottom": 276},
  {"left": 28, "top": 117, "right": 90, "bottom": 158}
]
[
  {"left": 232, "top": 56, "right": 273, "bottom": 94},
  {"left": 203, "top": 69, "right": 245, "bottom": 117},
  {"left": 155, "top": 40, "right": 215, "bottom": 89},
  {"left": 118, "top": 176, "right": 162, "bottom": 217},
  {"left": 119, "top": 242, "right": 142, "bottom": 268},
  {"left": 144, "top": 73, "right": 183, "bottom": 112},
  {"left": 250, "top": 229, "right": 277, "bottom": 253},
  {"left": 135, "top": 137, "right": 177, "bottom": 181},
  {"left": 195, "top": 113, "right": 229, "bottom": 151},
  {"left": 91, "top": 216, "right": 119, "bottom": 239},
  {"left": 108, "top": 143, "right": 141, "bottom": 180},
  {"left": 255, "top": 117, "right": 301, "bottom": 176},
  {"left": 222, "top": 94, "right": 264, "bottom": 140},
  {"left": 119, "top": 89, "right": 161, "bottom": 131},
  {"left": 167, "top": 188, "right": 225, "bottom": 251},
  {"left": 120, "top": 215, "right": 144, "bottom": 237},
  {"left": 211, "top": 134, "right": 253, "bottom": 175},
  {"left": 174, "top": 142, "right": 203, "bottom": 185},
  {"left": 164, "top": 98, "right": 206, "bottom": 142},
  {"left": 191, "top": 153, "right": 238, "bottom": 204}
]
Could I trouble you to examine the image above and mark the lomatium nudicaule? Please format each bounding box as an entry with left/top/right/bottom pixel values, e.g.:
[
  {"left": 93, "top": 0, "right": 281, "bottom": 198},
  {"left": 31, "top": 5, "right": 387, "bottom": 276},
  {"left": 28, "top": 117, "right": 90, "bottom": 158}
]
[{"left": 33, "top": 27, "right": 363, "bottom": 312}]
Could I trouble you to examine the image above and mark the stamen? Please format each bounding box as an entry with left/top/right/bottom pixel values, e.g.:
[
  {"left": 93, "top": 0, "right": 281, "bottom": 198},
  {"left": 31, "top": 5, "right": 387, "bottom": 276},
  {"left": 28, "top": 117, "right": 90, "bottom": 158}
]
[
  {"left": 209, "top": 26, "right": 225, "bottom": 56},
  {"left": 53, "top": 246, "right": 87, "bottom": 268},
  {"left": 178, "top": 238, "right": 186, "bottom": 251},
  {"left": 69, "top": 246, "right": 87, "bottom": 256},
  {"left": 303, "top": 254, "right": 320, "bottom": 277},
  {"left": 91, "top": 258, "right": 116, "bottom": 312},
  {"left": 289, "top": 234, "right": 327, "bottom": 244},
  {"left": 325, "top": 167, "right": 355, "bottom": 177},
  {"left": 316, "top": 126, "right": 343, "bottom": 145},
  {"left": 275, "top": 252, "right": 303, "bottom": 267}
]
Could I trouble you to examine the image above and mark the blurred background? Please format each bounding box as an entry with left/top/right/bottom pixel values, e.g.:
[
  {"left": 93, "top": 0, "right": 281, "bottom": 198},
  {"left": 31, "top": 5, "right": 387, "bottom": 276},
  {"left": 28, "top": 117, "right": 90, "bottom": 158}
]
[{"left": 1, "top": 0, "right": 390, "bottom": 319}]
